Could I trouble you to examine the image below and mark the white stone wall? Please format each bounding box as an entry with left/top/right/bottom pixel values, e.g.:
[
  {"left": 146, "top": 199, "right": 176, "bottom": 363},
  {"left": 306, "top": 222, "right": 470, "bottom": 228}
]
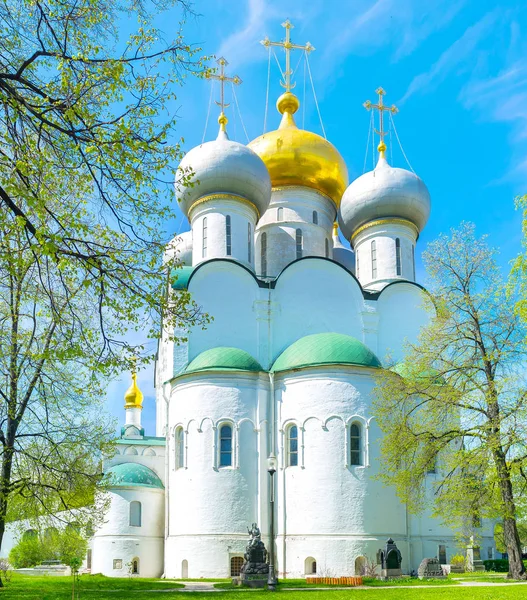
[
  {"left": 91, "top": 487, "right": 164, "bottom": 578},
  {"left": 255, "top": 187, "right": 336, "bottom": 278},
  {"left": 190, "top": 199, "right": 257, "bottom": 268},
  {"left": 353, "top": 221, "right": 417, "bottom": 290}
]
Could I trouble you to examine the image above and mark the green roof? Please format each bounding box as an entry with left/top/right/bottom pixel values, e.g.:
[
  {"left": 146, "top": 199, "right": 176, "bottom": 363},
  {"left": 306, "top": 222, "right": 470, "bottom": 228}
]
[
  {"left": 185, "top": 347, "right": 263, "bottom": 374},
  {"left": 117, "top": 436, "right": 166, "bottom": 446},
  {"left": 272, "top": 333, "right": 381, "bottom": 372},
  {"left": 171, "top": 266, "right": 194, "bottom": 290},
  {"left": 105, "top": 463, "right": 164, "bottom": 489}
]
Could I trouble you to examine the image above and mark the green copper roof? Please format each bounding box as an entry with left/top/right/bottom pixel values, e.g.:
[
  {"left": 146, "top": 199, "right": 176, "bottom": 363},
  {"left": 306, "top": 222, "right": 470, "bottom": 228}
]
[
  {"left": 116, "top": 436, "right": 166, "bottom": 446},
  {"left": 272, "top": 333, "right": 381, "bottom": 372},
  {"left": 185, "top": 347, "right": 263, "bottom": 374},
  {"left": 105, "top": 463, "right": 164, "bottom": 489},
  {"left": 171, "top": 266, "right": 194, "bottom": 290}
]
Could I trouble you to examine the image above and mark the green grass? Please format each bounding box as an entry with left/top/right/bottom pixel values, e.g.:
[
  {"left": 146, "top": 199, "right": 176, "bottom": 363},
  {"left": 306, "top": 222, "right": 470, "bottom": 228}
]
[
  {"left": 3, "top": 573, "right": 527, "bottom": 600},
  {"left": 361, "top": 577, "right": 458, "bottom": 586}
]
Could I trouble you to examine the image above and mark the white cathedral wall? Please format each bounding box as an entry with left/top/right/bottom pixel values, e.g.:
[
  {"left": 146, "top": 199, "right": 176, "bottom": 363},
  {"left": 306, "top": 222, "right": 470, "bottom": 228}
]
[
  {"left": 255, "top": 187, "right": 336, "bottom": 278},
  {"left": 91, "top": 487, "right": 164, "bottom": 578},
  {"left": 164, "top": 373, "right": 266, "bottom": 578}
]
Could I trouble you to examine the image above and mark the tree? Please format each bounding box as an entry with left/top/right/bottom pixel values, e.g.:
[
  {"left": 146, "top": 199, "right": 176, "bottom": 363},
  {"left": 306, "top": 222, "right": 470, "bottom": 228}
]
[
  {"left": 0, "top": 0, "right": 211, "bottom": 578},
  {"left": 373, "top": 223, "right": 527, "bottom": 579}
]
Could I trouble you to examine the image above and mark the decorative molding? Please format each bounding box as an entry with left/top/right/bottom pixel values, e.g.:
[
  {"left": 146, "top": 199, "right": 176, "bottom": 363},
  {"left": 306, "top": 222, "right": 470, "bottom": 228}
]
[
  {"left": 188, "top": 193, "right": 260, "bottom": 219},
  {"left": 351, "top": 218, "right": 419, "bottom": 243},
  {"left": 271, "top": 185, "right": 335, "bottom": 206}
]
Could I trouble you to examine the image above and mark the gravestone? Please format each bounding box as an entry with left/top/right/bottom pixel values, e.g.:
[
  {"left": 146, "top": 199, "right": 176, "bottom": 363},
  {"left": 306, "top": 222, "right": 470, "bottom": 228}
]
[
  {"left": 466, "top": 538, "right": 485, "bottom": 572},
  {"left": 418, "top": 558, "right": 446, "bottom": 579},
  {"left": 380, "top": 538, "right": 403, "bottom": 579},
  {"left": 240, "top": 523, "right": 269, "bottom": 588}
]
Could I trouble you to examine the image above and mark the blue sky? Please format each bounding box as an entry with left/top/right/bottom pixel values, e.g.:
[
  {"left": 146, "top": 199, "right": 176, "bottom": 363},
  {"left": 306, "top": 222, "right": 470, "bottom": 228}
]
[{"left": 108, "top": 0, "right": 527, "bottom": 435}]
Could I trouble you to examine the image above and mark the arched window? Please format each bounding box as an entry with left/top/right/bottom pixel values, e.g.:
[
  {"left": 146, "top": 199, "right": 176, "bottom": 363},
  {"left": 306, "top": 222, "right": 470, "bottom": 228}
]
[
  {"left": 226, "top": 215, "right": 232, "bottom": 256},
  {"left": 175, "top": 426, "right": 184, "bottom": 469},
  {"left": 261, "top": 233, "right": 267, "bottom": 277},
  {"left": 132, "top": 557, "right": 139, "bottom": 574},
  {"left": 248, "top": 223, "right": 252, "bottom": 263},
  {"left": 182, "top": 559, "right": 189, "bottom": 578},
  {"left": 349, "top": 423, "right": 362, "bottom": 466},
  {"left": 371, "top": 240, "right": 377, "bottom": 278},
  {"left": 304, "top": 557, "right": 317, "bottom": 575},
  {"left": 295, "top": 229, "right": 303, "bottom": 260},
  {"left": 287, "top": 425, "right": 299, "bottom": 467},
  {"left": 219, "top": 424, "right": 233, "bottom": 467},
  {"left": 202, "top": 217, "right": 208, "bottom": 258},
  {"left": 277, "top": 207, "right": 283, "bottom": 221},
  {"left": 130, "top": 501, "right": 142, "bottom": 527},
  {"left": 411, "top": 244, "right": 415, "bottom": 279},
  {"left": 325, "top": 238, "right": 329, "bottom": 258},
  {"left": 395, "top": 238, "right": 401, "bottom": 275},
  {"left": 230, "top": 556, "right": 244, "bottom": 576},
  {"left": 312, "top": 210, "right": 318, "bottom": 224}
]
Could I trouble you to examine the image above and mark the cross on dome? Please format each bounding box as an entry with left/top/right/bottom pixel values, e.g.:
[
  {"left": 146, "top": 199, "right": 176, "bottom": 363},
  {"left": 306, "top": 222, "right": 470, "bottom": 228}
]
[
  {"left": 206, "top": 57, "right": 242, "bottom": 132},
  {"left": 363, "top": 87, "right": 398, "bottom": 158},
  {"left": 260, "top": 20, "right": 314, "bottom": 93}
]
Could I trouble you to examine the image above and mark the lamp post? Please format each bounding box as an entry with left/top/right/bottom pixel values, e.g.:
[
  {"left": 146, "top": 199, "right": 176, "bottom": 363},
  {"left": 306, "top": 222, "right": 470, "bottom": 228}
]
[{"left": 267, "top": 453, "right": 278, "bottom": 591}]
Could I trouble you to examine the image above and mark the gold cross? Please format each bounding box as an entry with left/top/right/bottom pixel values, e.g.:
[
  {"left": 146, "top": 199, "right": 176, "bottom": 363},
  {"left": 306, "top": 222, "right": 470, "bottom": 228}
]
[
  {"left": 261, "top": 20, "right": 315, "bottom": 92},
  {"left": 206, "top": 57, "right": 242, "bottom": 115},
  {"left": 363, "top": 87, "right": 398, "bottom": 154}
]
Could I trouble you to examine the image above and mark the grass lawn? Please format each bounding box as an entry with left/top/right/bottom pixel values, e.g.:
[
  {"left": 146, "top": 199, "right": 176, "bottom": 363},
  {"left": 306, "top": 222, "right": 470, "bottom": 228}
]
[{"left": 3, "top": 573, "right": 527, "bottom": 600}]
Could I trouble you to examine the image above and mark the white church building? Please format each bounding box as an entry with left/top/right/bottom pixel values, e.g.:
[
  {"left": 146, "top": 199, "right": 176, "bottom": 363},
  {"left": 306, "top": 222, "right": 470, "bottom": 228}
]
[{"left": 2, "top": 23, "right": 497, "bottom": 580}]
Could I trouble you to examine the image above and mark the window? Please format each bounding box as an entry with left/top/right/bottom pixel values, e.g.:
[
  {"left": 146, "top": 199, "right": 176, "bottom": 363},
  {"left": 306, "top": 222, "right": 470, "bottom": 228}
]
[
  {"left": 287, "top": 425, "right": 299, "bottom": 467},
  {"left": 261, "top": 233, "right": 267, "bottom": 277},
  {"left": 487, "top": 547, "right": 493, "bottom": 560},
  {"left": 113, "top": 559, "right": 123, "bottom": 570},
  {"left": 395, "top": 238, "right": 401, "bottom": 276},
  {"left": 132, "top": 558, "right": 139, "bottom": 575},
  {"left": 182, "top": 560, "right": 188, "bottom": 578},
  {"left": 304, "top": 557, "right": 317, "bottom": 575},
  {"left": 202, "top": 217, "right": 208, "bottom": 258},
  {"left": 130, "top": 501, "right": 142, "bottom": 527},
  {"left": 411, "top": 245, "right": 415, "bottom": 279},
  {"left": 312, "top": 210, "right": 318, "bottom": 224},
  {"left": 371, "top": 240, "right": 377, "bottom": 278},
  {"left": 356, "top": 252, "right": 360, "bottom": 278},
  {"left": 226, "top": 215, "right": 232, "bottom": 256},
  {"left": 277, "top": 207, "right": 283, "bottom": 221},
  {"left": 438, "top": 545, "right": 447, "bottom": 565},
  {"left": 231, "top": 556, "right": 244, "bottom": 577},
  {"left": 87, "top": 549, "right": 92, "bottom": 570},
  {"left": 350, "top": 423, "right": 362, "bottom": 466},
  {"left": 248, "top": 223, "right": 252, "bottom": 263},
  {"left": 325, "top": 238, "right": 329, "bottom": 258},
  {"left": 219, "top": 424, "right": 233, "bottom": 467},
  {"left": 295, "top": 229, "right": 303, "bottom": 260},
  {"left": 175, "top": 427, "right": 184, "bottom": 469}
]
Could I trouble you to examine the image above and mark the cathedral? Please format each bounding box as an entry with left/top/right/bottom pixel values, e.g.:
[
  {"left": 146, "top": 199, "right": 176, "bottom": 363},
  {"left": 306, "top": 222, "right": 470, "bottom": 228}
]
[{"left": 4, "top": 21, "right": 496, "bottom": 580}]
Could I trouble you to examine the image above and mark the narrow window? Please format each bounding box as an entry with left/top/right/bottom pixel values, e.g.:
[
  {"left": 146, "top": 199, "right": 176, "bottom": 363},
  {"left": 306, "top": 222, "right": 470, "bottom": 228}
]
[
  {"left": 312, "top": 210, "right": 318, "bottom": 224},
  {"left": 287, "top": 425, "right": 298, "bottom": 467},
  {"left": 129, "top": 501, "right": 142, "bottom": 527},
  {"left": 371, "top": 240, "right": 377, "bottom": 278},
  {"left": 311, "top": 561, "right": 317, "bottom": 574},
  {"left": 296, "top": 229, "right": 303, "bottom": 260},
  {"left": 132, "top": 558, "right": 139, "bottom": 574},
  {"left": 277, "top": 207, "right": 283, "bottom": 221},
  {"left": 325, "top": 238, "right": 329, "bottom": 258},
  {"left": 412, "top": 244, "right": 415, "bottom": 279},
  {"left": 438, "top": 545, "right": 447, "bottom": 565},
  {"left": 356, "top": 252, "right": 360, "bottom": 278},
  {"left": 248, "top": 223, "right": 252, "bottom": 263},
  {"left": 175, "top": 427, "right": 184, "bottom": 469},
  {"left": 261, "top": 232, "right": 267, "bottom": 277},
  {"left": 182, "top": 560, "right": 188, "bottom": 578},
  {"left": 395, "top": 238, "right": 401, "bottom": 276},
  {"left": 202, "top": 217, "right": 207, "bottom": 258},
  {"left": 226, "top": 215, "right": 232, "bottom": 256},
  {"left": 350, "top": 423, "right": 361, "bottom": 466},
  {"left": 230, "top": 556, "right": 244, "bottom": 577},
  {"left": 219, "top": 424, "right": 233, "bottom": 467}
]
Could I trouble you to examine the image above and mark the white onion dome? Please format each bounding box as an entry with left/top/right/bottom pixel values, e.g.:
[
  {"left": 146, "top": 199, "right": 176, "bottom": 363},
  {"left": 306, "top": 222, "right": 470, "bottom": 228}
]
[
  {"left": 176, "top": 116, "right": 271, "bottom": 219},
  {"left": 331, "top": 223, "right": 355, "bottom": 273},
  {"left": 338, "top": 153, "right": 431, "bottom": 242},
  {"left": 163, "top": 230, "right": 193, "bottom": 266}
]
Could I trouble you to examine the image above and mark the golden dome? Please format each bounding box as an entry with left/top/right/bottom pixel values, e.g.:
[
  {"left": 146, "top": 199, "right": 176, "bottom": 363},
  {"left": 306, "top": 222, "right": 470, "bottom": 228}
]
[
  {"left": 124, "top": 372, "right": 144, "bottom": 409},
  {"left": 248, "top": 92, "right": 348, "bottom": 207}
]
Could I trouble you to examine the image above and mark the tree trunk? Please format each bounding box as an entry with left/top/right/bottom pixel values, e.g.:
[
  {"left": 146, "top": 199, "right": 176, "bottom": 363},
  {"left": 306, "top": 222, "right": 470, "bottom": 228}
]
[{"left": 0, "top": 448, "right": 14, "bottom": 589}]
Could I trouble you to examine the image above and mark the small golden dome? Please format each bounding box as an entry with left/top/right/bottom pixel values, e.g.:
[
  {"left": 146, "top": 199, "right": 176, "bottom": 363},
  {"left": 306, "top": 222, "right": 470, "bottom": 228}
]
[
  {"left": 124, "top": 372, "right": 144, "bottom": 409},
  {"left": 248, "top": 92, "right": 348, "bottom": 207}
]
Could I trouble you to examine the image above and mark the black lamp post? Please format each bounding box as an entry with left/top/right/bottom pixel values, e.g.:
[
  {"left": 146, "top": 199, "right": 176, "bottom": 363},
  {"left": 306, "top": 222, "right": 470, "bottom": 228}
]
[{"left": 267, "top": 453, "right": 278, "bottom": 591}]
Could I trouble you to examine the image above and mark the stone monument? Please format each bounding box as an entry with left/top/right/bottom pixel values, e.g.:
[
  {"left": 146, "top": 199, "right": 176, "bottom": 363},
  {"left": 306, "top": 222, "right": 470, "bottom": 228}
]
[
  {"left": 466, "top": 537, "right": 485, "bottom": 572},
  {"left": 240, "top": 523, "right": 269, "bottom": 588},
  {"left": 380, "top": 538, "right": 403, "bottom": 579},
  {"left": 418, "top": 558, "right": 446, "bottom": 579}
]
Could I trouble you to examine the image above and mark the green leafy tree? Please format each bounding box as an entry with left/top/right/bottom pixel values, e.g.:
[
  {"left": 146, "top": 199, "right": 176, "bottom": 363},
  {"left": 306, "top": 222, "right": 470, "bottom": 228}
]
[
  {"left": 0, "top": 1, "right": 211, "bottom": 579},
  {"left": 373, "top": 223, "right": 527, "bottom": 579},
  {"left": 8, "top": 532, "right": 43, "bottom": 568}
]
